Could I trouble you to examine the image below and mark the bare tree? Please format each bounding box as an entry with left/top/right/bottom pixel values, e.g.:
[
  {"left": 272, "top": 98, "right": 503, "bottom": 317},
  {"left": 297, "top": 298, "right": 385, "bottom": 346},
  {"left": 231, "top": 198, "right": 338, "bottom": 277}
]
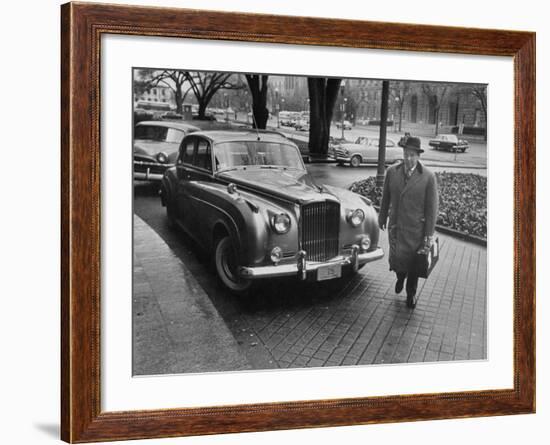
[
  {"left": 135, "top": 69, "right": 191, "bottom": 114},
  {"left": 421, "top": 83, "right": 450, "bottom": 136},
  {"left": 245, "top": 75, "right": 269, "bottom": 129},
  {"left": 390, "top": 81, "right": 410, "bottom": 132},
  {"left": 307, "top": 77, "right": 342, "bottom": 155},
  {"left": 186, "top": 72, "right": 242, "bottom": 119},
  {"left": 469, "top": 85, "right": 487, "bottom": 140}
]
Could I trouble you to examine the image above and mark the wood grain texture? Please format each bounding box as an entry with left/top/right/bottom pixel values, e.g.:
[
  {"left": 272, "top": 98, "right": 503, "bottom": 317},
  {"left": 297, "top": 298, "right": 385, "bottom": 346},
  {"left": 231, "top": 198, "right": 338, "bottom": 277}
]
[{"left": 60, "top": 1, "right": 536, "bottom": 442}]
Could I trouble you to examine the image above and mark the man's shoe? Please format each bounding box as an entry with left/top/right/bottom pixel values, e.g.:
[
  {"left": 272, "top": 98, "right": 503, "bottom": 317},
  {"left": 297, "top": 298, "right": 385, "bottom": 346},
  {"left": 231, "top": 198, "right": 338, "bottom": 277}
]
[
  {"left": 395, "top": 278, "right": 405, "bottom": 294},
  {"left": 406, "top": 293, "right": 416, "bottom": 309}
]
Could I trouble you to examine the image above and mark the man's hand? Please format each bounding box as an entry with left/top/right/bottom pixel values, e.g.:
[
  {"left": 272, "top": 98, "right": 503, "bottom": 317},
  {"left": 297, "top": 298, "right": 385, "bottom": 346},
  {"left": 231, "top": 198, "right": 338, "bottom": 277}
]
[{"left": 424, "top": 236, "right": 434, "bottom": 249}]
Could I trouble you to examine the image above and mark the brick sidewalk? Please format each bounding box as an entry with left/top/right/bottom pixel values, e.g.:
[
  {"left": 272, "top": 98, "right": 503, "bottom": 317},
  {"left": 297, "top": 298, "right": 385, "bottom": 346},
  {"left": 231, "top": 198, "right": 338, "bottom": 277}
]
[
  {"left": 133, "top": 208, "right": 486, "bottom": 373},
  {"left": 242, "top": 230, "right": 486, "bottom": 369}
]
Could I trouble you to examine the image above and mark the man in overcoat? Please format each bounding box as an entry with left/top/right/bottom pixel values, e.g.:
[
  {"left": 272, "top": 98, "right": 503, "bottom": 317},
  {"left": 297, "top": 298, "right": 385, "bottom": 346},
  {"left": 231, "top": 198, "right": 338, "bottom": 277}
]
[{"left": 378, "top": 136, "right": 439, "bottom": 308}]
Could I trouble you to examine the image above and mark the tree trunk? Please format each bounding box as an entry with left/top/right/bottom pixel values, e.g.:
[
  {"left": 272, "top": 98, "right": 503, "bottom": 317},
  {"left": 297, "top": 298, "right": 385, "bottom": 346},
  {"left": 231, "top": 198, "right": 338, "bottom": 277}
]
[
  {"left": 398, "top": 103, "right": 404, "bottom": 132},
  {"left": 175, "top": 88, "right": 183, "bottom": 114},
  {"left": 252, "top": 103, "right": 269, "bottom": 128},
  {"left": 307, "top": 78, "right": 341, "bottom": 155},
  {"left": 245, "top": 75, "right": 269, "bottom": 129},
  {"left": 198, "top": 101, "right": 207, "bottom": 119}
]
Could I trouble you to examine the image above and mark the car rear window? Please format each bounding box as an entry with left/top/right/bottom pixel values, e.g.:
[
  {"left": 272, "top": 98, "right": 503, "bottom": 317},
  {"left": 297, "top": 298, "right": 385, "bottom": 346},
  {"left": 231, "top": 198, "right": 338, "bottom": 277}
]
[
  {"left": 194, "top": 140, "right": 212, "bottom": 171},
  {"left": 135, "top": 125, "right": 185, "bottom": 143},
  {"left": 182, "top": 139, "right": 195, "bottom": 164}
]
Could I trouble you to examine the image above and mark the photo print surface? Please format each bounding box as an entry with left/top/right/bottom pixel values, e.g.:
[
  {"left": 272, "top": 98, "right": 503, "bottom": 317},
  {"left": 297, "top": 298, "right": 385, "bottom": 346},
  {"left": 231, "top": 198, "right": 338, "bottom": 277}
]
[{"left": 132, "top": 68, "right": 487, "bottom": 376}]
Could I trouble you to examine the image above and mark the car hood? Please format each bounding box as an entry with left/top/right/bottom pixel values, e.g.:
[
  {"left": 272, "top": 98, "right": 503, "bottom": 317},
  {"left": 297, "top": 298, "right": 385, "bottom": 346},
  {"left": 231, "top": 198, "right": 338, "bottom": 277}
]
[
  {"left": 339, "top": 143, "right": 364, "bottom": 151},
  {"left": 134, "top": 140, "right": 179, "bottom": 156},
  {"left": 218, "top": 169, "right": 339, "bottom": 205}
]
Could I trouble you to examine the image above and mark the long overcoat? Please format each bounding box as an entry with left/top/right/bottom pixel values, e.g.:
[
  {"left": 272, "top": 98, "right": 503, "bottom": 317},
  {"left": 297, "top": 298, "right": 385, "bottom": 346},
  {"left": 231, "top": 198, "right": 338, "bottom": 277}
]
[{"left": 378, "top": 161, "right": 439, "bottom": 272}]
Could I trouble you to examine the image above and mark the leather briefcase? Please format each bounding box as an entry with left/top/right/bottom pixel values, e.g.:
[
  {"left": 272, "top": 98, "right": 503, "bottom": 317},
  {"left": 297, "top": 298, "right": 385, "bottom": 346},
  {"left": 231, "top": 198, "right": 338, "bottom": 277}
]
[{"left": 414, "top": 237, "right": 440, "bottom": 279}]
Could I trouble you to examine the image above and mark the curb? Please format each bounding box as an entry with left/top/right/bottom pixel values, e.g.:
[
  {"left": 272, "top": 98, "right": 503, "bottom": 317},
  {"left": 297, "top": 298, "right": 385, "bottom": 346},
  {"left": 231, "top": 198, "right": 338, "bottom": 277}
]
[{"left": 433, "top": 225, "right": 487, "bottom": 246}]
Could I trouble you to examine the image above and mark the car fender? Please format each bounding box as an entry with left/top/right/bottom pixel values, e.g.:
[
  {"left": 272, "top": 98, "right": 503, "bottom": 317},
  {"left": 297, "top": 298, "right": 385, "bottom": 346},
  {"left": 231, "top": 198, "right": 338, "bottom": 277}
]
[{"left": 191, "top": 182, "right": 297, "bottom": 267}]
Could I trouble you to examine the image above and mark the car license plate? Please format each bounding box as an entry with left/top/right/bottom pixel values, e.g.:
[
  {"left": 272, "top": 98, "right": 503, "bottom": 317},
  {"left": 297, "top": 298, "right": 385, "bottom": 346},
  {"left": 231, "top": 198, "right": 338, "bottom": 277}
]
[{"left": 317, "top": 264, "right": 342, "bottom": 281}]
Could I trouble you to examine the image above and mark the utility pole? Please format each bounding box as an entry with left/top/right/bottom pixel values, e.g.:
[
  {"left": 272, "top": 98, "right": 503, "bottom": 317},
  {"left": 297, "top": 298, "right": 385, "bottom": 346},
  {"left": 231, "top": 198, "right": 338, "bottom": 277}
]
[
  {"left": 376, "top": 80, "right": 390, "bottom": 188},
  {"left": 340, "top": 81, "right": 346, "bottom": 139}
]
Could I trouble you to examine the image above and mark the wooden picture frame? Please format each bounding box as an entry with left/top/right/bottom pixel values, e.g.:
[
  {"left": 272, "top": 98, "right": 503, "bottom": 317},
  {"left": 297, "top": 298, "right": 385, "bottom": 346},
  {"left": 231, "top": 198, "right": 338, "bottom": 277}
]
[{"left": 61, "top": 2, "right": 535, "bottom": 442}]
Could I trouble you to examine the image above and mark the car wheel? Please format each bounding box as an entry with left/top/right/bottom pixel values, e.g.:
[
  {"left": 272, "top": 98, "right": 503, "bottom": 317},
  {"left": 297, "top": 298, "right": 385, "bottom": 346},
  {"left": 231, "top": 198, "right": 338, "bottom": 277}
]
[
  {"left": 214, "top": 236, "right": 252, "bottom": 293},
  {"left": 350, "top": 155, "right": 362, "bottom": 168}
]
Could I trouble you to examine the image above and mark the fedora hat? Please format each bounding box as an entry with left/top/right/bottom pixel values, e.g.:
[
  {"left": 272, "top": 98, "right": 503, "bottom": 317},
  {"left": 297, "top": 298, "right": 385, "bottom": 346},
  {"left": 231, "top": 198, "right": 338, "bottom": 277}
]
[{"left": 402, "top": 136, "right": 424, "bottom": 153}]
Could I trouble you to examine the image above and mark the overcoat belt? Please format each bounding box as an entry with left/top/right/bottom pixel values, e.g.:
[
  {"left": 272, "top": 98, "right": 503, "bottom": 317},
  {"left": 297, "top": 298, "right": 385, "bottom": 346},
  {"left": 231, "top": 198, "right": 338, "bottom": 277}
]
[{"left": 378, "top": 161, "right": 439, "bottom": 272}]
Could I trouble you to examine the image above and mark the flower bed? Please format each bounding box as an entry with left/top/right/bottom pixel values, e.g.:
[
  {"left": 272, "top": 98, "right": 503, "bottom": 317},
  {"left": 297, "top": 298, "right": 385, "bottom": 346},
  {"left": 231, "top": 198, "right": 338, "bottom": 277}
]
[{"left": 349, "top": 172, "right": 487, "bottom": 239}]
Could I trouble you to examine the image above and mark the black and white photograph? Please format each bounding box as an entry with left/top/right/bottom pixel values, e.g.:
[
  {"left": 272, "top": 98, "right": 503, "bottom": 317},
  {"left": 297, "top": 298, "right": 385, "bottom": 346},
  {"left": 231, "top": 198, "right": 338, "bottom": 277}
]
[
  {"left": 3, "top": 0, "right": 546, "bottom": 444},
  {"left": 132, "top": 68, "right": 488, "bottom": 376}
]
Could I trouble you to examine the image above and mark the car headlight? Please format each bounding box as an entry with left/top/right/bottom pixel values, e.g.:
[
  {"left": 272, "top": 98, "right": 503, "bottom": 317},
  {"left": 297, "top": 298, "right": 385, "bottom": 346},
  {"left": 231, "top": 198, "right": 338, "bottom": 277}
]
[
  {"left": 347, "top": 209, "right": 365, "bottom": 227},
  {"left": 271, "top": 213, "right": 291, "bottom": 234},
  {"left": 156, "top": 152, "right": 168, "bottom": 163},
  {"left": 343, "top": 149, "right": 349, "bottom": 155}
]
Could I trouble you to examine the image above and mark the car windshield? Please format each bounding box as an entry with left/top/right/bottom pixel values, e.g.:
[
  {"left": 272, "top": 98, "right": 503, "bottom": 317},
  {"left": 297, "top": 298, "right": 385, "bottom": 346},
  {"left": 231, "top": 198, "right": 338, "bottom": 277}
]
[
  {"left": 135, "top": 125, "right": 185, "bottom": 143},
  {"left": 214, "top": 141, "right": 304, "bottom": 171},
  {"left": 442, "top": 134, "right": 458, "bottom": 142}
]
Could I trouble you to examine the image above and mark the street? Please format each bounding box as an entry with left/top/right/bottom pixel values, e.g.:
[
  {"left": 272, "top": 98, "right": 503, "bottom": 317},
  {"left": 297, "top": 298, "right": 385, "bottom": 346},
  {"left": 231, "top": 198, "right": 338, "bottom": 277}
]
[
  {"left": 238, "top": 113, "right": 488, "bottom": 168},
  {"left": 133, "top": 159, "right": 487, "bottom": 372}
]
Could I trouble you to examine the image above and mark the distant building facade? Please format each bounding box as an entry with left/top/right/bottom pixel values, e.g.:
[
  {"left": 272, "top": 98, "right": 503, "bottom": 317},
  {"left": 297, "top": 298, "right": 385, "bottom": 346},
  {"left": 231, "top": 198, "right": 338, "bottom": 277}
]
[
  {"left": 268, "top": 76, "right": 309, "bottom": 111},
  {"left": 134, "top": 85, "right": 175, "bottom": 110},
  {"left": 347, "top": 79, "right": 487, "bottom": 130}
]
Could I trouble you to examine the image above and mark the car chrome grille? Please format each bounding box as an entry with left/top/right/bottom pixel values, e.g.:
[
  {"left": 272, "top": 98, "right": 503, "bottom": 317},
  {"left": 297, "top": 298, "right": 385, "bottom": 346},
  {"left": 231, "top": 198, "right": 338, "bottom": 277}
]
[{"left": 300, "top": 201, "right": 340, "bottom": 262}]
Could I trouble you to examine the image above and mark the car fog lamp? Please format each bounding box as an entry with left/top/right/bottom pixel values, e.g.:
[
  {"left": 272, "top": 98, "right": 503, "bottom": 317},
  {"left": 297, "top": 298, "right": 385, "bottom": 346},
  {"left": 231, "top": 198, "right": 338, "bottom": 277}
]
[
  {"left": 272, "top": 213, "right": 291, "bottom": 234},
  {"left": 270, "top": 246, "right": 283, "bottom": 263},
  {"left": 156, "top": 152, "right": 168, "bottom": 163},
  {"left": 347, "top": 209, "right": 365, "bottom": 227},
  {"left": 361, "top": 235, "right": 371, "bottom": 251}
]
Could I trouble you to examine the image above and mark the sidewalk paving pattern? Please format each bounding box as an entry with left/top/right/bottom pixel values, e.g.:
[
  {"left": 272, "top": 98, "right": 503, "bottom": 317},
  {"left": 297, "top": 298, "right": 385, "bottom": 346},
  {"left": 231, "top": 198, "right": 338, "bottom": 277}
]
[
  {"left": 134, "top": 208, "right": 486, "bottom": 373},
  {"left": 133, "top": 216, "right": 251, "bottom": 375},
  {"left": 239, "top": 229, "right": 486, "bottom": 369}
]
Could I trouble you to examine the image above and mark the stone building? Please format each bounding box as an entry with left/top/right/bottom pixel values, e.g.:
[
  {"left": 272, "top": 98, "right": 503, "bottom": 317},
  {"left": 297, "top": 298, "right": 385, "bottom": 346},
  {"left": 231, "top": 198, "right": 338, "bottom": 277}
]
[
  {"left": 134, "top": 85, "right": 175, "bottom": 110},
  {"left": 268, "top": 76, "right": 309, "bottom": 111},
  {"left": 347, "top": 79, "right": 487, "bottom": 131}
]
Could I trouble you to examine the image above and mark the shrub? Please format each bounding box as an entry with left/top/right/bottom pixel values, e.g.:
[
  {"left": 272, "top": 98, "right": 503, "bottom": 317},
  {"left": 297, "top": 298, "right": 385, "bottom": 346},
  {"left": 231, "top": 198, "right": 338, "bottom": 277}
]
[{"left": 349, "top": 172, "right": 487, "bottom": 239}]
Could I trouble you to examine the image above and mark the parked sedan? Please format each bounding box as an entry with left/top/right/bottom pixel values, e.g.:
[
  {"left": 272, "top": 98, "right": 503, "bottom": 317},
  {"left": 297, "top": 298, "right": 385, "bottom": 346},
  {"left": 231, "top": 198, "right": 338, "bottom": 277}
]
[
  {"left": 335, "top": 136, "right": 401, "bottom": 167},
  {"left": 429, "top": 134, "right": 469, "bottom": 152},
  {"left": 133, "top": 121, "right": 199, "bottom": 181},
  {"left": 160, "top": 130, "right": 384, "bottom": 293},
  {"left": 335, "top": 120, "right": 353, "bottom": 130}
]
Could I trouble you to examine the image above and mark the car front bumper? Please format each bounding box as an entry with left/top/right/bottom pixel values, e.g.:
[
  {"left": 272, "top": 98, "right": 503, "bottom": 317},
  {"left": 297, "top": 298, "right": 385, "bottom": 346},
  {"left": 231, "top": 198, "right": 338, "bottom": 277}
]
[
  {"left": 239, "top": 245, "right": 384, "bottom": 280},
  {"left": 335, "top": 155, "right": 351, "bottom": 163},
  {"left": 134, "top": 161, "right": 174, "bottom": 181}
]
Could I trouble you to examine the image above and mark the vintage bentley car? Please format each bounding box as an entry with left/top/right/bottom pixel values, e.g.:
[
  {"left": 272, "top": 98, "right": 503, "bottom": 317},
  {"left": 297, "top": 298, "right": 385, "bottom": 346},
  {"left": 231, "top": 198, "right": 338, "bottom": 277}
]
[
  {"left": 133, "top": 121, "right": 200, "bottom": 181},
  {"left": 160, "top": 130, "right": 384, "bottom": 293},
  {"left": 334, "top": 136, "right": 401, "bottom": 167},
  {"left": 428, "top": 133, "right": 469, "bottom": 152}
]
